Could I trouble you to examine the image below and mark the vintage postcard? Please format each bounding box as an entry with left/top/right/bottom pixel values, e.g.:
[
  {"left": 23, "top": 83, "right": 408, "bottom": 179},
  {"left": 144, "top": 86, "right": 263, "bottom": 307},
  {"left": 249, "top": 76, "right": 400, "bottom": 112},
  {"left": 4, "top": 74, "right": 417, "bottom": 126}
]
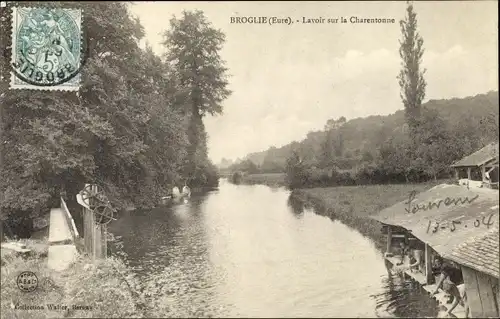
[{"left": 0, "top": 1, "right": 498, "bottom": 319}]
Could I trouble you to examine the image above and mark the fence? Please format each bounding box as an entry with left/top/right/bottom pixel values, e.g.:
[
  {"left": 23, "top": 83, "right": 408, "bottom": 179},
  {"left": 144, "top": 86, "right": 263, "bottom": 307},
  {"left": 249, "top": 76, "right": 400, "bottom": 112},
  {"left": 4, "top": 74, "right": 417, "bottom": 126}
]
[{"left": 60, "top": 196, "right": 79, "bottom": 241}]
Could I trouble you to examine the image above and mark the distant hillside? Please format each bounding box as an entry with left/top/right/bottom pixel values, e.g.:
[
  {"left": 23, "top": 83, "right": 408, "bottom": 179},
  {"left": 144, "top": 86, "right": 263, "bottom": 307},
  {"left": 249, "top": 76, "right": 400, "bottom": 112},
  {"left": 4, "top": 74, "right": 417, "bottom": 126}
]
[
  {"left": 238, "top": 91, "right": 499, "bottom": 171},
  {"left": 216, "top": 158, "right": 234, "bottom": 169}
]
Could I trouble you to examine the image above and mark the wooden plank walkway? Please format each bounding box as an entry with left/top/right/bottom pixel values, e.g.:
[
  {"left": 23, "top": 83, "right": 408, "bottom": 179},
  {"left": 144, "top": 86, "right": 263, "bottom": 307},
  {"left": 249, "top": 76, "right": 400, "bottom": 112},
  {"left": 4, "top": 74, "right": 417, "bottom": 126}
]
[
  {"left": 385, "top": 255, "right": 467, "bottom": 318},
  {"left": 47, "top": 206, "right": 78, "bottom": 271},
  {"left": 48, "top": 208, "right": 73, "bottom": 244}
]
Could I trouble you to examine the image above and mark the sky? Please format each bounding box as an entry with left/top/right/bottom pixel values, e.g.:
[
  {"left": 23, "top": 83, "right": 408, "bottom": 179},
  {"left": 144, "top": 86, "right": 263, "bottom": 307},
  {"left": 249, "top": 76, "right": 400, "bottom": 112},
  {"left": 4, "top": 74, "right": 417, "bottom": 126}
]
[{"left": 130, "top": 1, "right": 498, "bottom": 163}]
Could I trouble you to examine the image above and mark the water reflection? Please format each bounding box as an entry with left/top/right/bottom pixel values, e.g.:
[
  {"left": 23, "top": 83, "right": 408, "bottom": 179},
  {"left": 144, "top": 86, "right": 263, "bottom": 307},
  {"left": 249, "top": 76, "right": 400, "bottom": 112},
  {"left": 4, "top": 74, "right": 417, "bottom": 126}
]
[
  {"left": 110, "top": 180, "right": 439, "bottom": 318},
  {"left": 372, "top": 271, "right": 438, "bottom": 318},
  {"left": 287, "top": 194, "right": 305, "bottom": 218}
]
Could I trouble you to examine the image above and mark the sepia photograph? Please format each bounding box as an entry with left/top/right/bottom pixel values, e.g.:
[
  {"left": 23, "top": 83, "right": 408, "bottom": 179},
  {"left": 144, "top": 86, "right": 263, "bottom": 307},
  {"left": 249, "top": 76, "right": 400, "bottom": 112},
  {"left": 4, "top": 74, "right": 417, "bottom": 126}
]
[{"left": 0, "top": 1, "right": 498, "bottom": 318}]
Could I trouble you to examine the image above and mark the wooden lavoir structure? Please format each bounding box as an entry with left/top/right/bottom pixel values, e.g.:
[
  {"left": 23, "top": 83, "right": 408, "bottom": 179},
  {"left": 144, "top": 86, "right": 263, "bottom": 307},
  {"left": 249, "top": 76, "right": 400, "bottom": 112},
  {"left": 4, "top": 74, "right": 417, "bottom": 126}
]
[
  {"left": 451, "top": 142, "right": 499, "bottom": 189},
  {"left": 370, "top": 184, "right": 499, "bottom": 318}
]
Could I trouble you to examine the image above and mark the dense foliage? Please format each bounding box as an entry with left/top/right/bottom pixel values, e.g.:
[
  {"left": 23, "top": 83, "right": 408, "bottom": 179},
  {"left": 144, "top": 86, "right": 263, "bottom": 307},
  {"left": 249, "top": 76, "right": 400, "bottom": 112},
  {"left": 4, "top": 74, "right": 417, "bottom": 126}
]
[{"left": 0, "top": 2, "right": 230, "bottom": 232}]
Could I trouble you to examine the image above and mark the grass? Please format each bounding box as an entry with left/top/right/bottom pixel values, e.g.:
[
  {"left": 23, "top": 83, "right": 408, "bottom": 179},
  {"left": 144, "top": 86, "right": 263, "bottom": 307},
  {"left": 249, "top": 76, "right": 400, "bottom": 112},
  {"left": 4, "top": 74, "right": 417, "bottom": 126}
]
[
  {"left": 239, "top": 173, "right": 286, "bottom": 187},
  {"left": 1, "top": 238, "right": 49, "bottom": 262},
  {"left": 290, "top": 180, "right": 451, "bottom": 251},
  {"left": 1, "top": 239, "right": 148, "bottom": 318}
]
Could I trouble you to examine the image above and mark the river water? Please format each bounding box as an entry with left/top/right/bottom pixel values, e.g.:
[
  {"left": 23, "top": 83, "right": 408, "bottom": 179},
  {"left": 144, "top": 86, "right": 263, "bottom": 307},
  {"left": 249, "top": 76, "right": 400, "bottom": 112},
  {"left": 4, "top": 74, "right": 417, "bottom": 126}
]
[{"left": 109, "top": 179, "right": 439, "bottom": 318}]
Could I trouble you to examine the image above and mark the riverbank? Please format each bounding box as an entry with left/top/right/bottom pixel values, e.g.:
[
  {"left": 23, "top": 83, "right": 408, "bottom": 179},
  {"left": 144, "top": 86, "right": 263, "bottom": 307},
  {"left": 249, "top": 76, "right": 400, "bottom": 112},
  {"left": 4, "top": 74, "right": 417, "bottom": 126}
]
[
  {"left": 1, "top": 239, "right": 152, "bottom": 318},
  {"left": 289, "top": 181, "right": 447, "bottom": 251},
  {"left": 235, "top": 173, "right": 287, "bottom": 187}
]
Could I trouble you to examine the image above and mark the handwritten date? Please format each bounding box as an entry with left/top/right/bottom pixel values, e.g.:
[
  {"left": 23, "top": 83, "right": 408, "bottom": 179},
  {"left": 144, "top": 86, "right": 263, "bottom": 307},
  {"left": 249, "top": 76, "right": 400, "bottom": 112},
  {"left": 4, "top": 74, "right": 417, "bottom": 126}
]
[{"left": 426, "top": 213, "right": 495, "bottom": 234}]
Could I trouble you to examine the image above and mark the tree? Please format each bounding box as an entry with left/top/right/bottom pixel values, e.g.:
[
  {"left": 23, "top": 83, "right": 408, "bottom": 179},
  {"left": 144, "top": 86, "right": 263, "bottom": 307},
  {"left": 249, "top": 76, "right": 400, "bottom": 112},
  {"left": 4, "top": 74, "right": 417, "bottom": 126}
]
[
  {"left": 324, "top": 116, "right": 346, "bottom": 131},
  {"left": 162, "top": 10, "right": 231, "bottom": 186},
  {"left": 398, "top": 1, "right": 427, "bottom": 140},
  {"left": 378, "top": 134, "right": 413, "bottom": 183},
  {"left": 479, "top": 112, "right": 499, "bottom": 143},
  {"left": 285, "top": 151, "right": 307, "bottom": 189},
  {"left": 260, "top": 158, "right": 284, "bottom": 173},
  {"left": 320, "top": 129, "right": 336, "bottom": 168},
  {"left": 447, "top": 116, "right": 484, "bottom": 164},
  {"left": 415, "top": 108, "right": 453, "bottom": 181},
  {"left": 334, "top": 129, "right": 345, "bottom": 157},
  {"left": 320, "top": 117, "right": 347, "bottom": 168},
  {"left": 229, "top": 159, "right": 259, "bottom": 174}
]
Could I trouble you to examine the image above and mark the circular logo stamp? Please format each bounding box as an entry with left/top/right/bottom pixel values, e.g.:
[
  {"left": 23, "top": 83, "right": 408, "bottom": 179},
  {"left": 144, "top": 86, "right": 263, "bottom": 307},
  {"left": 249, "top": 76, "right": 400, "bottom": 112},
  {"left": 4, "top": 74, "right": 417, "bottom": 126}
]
[
  {"left": 11, "top": 7, "right": 83, "bottom": 87},
  {"left": 16, "top": 271, "right": 38, "bottom": 292}
]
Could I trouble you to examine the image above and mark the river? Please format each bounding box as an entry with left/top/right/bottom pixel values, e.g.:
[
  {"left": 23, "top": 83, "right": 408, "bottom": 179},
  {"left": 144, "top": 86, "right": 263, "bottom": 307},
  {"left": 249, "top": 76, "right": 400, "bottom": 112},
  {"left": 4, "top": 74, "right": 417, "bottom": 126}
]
[{"left": 109, "top": 179, "right": 439, "bottom": 318}]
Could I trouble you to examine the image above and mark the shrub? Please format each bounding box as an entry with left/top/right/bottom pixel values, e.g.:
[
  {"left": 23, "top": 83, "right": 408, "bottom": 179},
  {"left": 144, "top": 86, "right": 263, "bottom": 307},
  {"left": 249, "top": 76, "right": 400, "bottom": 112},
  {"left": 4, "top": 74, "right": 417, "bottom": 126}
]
[
  {"left": 190, "top": 162, "right": 220, "bottom": 188},
  {"left": 231, "top": 171, "right": 243, "bottom": 184},
  {"left": 285, "top": 151, "right": 313, "bottom": 189}
]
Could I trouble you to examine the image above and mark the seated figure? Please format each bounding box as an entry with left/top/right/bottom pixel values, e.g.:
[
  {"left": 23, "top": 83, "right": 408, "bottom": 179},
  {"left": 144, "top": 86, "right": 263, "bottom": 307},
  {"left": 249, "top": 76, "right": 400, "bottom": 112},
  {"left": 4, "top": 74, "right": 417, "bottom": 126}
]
[{"left": 172, "top": 186, "right": 181, "bottom": 198}]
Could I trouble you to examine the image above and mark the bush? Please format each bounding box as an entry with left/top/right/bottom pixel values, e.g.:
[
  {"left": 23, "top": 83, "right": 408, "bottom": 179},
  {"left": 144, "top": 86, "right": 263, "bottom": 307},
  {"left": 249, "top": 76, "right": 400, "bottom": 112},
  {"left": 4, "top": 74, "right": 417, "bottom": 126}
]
[
  {"left": 330, "top": 169, "right": 356, "bottom": 186},
  {"left": 231, "top": 171, "right": 243, "bottom": 184},
  {"left": 285, "top": 152, "right": 308, "bottom": 189},
  {"left": 190, "top": 162, "right": 220, "bottom": 188}
]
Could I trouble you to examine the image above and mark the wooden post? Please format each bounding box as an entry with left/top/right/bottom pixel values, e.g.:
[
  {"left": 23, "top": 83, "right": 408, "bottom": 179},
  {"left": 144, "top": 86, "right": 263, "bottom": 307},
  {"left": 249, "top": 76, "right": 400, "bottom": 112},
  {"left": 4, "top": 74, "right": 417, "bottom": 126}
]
[
  {"left": 94, "top": 224, "right": 101, "bottom": 259},
  {"left": 102, "top": 225, "right": 108, "bottom": 258},
  {"left": 494, "top": 277, "right": 500, "bottom": 318},
  {"left": 467, "top": 167, "right": 472, "bottom": 180},
  {"left": 481, "top": 165, "right": 486, "bottom": 182},
  {"left": 91, "top": 207, "right": 97, "bottom": 262},
  {"left": 83, "top": 206, "right": 93, "bottom": 257},
  {"left": 92, "top": 185, "right": 98, "bottom": 260},
  {"left": 425, "top": 243, "right": 433, "bottom": 284},
  {"left": 454, "top": 168, "right": 459, "bottom": 180},
  {"left": 386, "top": 226, "right": 392, "bottom": 254}
]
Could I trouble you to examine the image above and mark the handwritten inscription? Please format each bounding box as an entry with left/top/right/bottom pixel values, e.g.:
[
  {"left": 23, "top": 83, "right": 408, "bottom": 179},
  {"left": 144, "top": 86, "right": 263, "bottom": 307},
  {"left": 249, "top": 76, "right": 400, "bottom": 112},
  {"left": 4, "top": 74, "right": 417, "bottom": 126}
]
[
  {"left": 426, "top": 213, "right": 495, "bottom": 234},
  {"left": 405, "top": 190, "right": 479, "bottom": 214}
]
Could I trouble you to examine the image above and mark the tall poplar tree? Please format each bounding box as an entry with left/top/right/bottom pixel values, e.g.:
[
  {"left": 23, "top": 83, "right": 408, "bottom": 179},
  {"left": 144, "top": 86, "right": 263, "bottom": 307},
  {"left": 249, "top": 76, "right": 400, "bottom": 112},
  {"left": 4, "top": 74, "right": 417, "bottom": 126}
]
[{"left": 397, "top": 1, "right": 427, "bottom": 140}]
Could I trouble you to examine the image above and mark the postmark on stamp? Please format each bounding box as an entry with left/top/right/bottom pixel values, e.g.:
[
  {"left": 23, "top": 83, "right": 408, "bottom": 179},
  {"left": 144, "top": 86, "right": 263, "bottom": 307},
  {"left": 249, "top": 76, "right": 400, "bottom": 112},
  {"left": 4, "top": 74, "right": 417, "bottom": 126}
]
[{"left": 10, "top": 6, "right": 82, "bottom": 91}]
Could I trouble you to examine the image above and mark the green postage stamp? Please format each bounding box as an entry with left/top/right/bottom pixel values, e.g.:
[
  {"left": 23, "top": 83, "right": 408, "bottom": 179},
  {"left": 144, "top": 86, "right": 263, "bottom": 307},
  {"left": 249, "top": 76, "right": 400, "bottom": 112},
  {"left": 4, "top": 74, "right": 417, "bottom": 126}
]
[{"left": 10, "top": 6, "right": 82, "bottom": 91}]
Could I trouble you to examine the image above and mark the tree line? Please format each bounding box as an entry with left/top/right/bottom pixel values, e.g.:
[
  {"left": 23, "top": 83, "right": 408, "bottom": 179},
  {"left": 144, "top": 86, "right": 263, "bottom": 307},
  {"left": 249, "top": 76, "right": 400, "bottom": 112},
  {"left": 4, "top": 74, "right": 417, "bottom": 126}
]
[
  {"left": 0, "top": 2, "right": 230, "bottom": 235},
  {"left": 229, "top": 89, "right": 498, "bottom": 189}
]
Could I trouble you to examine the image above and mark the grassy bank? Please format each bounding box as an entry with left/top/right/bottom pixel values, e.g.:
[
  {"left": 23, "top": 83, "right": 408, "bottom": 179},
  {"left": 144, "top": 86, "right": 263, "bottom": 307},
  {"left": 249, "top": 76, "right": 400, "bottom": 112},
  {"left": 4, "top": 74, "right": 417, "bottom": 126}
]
[
  {"left": 238, "top": 173, "right": 286, "bottom": 187},
  {"left": 290, "top": 181, "right": 448, "bottom": 252},
  {"left": 0, "top": 239, "right": 155, "bottom": 318}
]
